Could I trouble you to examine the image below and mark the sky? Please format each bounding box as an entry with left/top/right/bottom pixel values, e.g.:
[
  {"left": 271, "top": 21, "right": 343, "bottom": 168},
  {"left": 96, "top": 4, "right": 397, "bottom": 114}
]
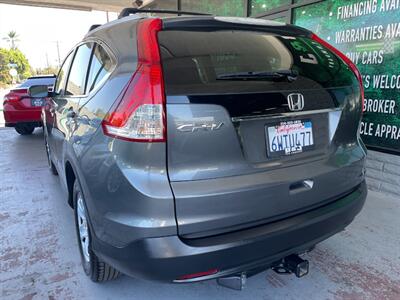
[{"left": 0, "top": 4, "right": 118, "bottom": 69}]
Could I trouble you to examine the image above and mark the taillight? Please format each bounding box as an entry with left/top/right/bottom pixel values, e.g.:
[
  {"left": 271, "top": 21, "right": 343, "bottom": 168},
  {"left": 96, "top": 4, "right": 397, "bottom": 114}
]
[
  {"left": 102, "top": 18, "right": 166, "bottom": 142},
  {"left": 311, "top": 34, "right": 365, "bottom": 112},
  {"left": 3, "top": 89, "right": 28, "bottom": 103}
]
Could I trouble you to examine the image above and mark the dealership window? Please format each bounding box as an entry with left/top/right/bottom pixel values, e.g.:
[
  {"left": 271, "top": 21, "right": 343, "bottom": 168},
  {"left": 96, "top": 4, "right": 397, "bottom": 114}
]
[
  {"left": 270, "top": 15, "right": 288, "bottom": 23},
  {"left": 181, "top": 0, "right": 246, "bottom": 16},
  {"left": 147, "top": 0, "right": 177, "bottom": 9},
  {"left": 143, "top": 0, "right": 178, "bottom": 16},
  {"left": 293, "top": 0, "right": 399, "bottom": 154},
  {"left": 292, "top": 1, "right": 332, "bottom": 36},
  {"left": 293, "top": 0, "right": 310, "bottom": 3},
  {"left": 250, "top": 0, "right": 291, "bottom": 16}
]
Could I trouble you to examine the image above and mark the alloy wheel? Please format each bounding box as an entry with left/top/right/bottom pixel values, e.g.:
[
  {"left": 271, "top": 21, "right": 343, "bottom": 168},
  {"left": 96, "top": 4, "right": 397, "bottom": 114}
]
[{"left": 77, "top": 194, "right": 90, "bottom": 263}]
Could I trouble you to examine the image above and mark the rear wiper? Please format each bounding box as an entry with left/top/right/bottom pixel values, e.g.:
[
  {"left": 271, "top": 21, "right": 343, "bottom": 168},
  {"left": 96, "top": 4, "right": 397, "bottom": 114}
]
[{"left": 216, "top": 70, "right": 298, "bottom": 82}]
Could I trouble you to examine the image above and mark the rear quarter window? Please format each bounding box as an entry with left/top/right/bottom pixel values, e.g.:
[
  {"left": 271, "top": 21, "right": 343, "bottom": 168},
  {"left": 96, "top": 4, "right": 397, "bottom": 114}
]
[{"left": 86, "top": 44, "right": 114, "bottom": 94}]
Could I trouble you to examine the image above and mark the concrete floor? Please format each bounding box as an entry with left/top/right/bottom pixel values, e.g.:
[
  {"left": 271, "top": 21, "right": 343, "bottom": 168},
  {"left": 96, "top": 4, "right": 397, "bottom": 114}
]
[{"left": 0, "top": 128, "right": 399, "bottom": 300}]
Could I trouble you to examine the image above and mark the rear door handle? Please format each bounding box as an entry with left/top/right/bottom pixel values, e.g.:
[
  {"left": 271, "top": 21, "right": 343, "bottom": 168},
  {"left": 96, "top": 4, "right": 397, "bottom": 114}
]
[{"left": 289, "top": 179, "right": 314, "bottom": 195}]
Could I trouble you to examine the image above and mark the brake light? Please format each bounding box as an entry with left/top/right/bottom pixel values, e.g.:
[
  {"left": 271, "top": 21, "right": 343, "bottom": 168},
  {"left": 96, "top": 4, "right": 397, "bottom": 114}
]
[
  {"left": 102, "top": 18, "right": 166, "bottom": 142},
  {"left": 311, "top": 34, "right": 364, "bottom": 112},
  {"left": 3, "top": 89, "right": 28, "bottom": 103}
]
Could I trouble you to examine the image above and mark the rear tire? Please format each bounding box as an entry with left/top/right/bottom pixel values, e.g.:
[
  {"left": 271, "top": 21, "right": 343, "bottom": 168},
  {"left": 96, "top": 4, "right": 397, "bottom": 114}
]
[
  {"left": 73, "top": 180, "right": 120, "bottom": 282},
  {"left": 15, "top": 124, "right": 35, "bottom": 135}
]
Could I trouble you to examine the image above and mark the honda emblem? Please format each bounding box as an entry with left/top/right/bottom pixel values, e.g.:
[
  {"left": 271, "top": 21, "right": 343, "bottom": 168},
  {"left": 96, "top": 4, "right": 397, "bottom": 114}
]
[{"left": 287, "top": 93, "right": 305, "bottom": 112}]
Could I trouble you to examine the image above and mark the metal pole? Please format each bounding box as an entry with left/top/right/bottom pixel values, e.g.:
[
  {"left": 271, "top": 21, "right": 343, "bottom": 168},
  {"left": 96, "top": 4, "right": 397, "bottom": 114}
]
[
  {"left": 177, "top": 0, "right": 181, "bottom": 16},
  {"left": 56, "top": 41, "right": 61, "bottom": 67},
  {"left": 45, "top": 52, "right": 50, "bottom": 69},
  {"left": 245, "top": 0, "right": 251, "bottom": 17},
  {"left": 106, "top": 11, "right": 110, "bottom": 22}
]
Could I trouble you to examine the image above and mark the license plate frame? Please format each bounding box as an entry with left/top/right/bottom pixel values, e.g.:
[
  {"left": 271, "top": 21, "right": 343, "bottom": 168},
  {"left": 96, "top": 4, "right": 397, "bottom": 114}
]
[
  {"left": 31, "top": 98, "right": 45, "bottom": 107},
  {"left": 266, "top": 119, "right": 314, "bottom": 157}
]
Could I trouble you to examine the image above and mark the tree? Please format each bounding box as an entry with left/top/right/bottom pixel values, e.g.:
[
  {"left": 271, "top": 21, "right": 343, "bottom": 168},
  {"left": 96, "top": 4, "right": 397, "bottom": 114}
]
[
  {"left": 0, "top": 48, "right": 31, "bottom": 85},
  {"left": 3, "top": 31, "right": 20, "bottom": 49},
  {"left": 8, "top": 48, "right": 31, "bottom": 79},
  {"left": 0, "top": 49, "right": 12, "bottom": 85}
]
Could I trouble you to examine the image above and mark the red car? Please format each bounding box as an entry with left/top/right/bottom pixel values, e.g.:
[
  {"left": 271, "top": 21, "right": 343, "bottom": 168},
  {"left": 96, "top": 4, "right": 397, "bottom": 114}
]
[{"left": 3, "top": 75, "right": 55, "bottom": 135}]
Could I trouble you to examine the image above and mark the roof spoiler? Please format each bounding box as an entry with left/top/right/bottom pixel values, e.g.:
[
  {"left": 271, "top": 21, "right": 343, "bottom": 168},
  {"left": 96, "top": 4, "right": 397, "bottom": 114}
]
[
  {"left": 27, "top": 75, "right": 56, "bottom": 79},
  {"left": 118, "top": 8, "right": 212, "bottom": 19}
]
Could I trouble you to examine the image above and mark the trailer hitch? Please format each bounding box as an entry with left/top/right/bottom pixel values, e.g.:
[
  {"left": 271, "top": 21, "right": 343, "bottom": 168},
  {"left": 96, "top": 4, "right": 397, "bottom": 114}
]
[
  {"left": 217, "top": 254, "right": 309, "bottom": 291},
  {"left": 272, "top": 254, "right": 309, "bottom": 278}
]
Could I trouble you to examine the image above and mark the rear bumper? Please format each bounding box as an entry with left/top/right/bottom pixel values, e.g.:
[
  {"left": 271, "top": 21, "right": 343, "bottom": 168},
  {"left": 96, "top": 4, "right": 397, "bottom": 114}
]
[
  {"left": 3, "top": 103, "right": 42, "bottom": 125},
  {"left": 5, "top": 121, "right": 42, "bottom": 128},
  {"left": 92, "top": 181, "right": 367, "bottom": 282}
]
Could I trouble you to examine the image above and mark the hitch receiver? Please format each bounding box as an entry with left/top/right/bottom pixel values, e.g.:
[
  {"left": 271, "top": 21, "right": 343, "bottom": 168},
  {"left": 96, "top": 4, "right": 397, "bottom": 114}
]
[{"left": 273, "top": 254, "right": 309, "bottom": 278}]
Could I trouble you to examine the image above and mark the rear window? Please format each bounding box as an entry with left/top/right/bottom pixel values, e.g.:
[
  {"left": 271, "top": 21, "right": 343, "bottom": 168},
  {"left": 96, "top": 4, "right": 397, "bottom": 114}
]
[
  {"left": 18, "top": 77, "right": 55, "bottom": 88},
  {"left": 158, "top": 30, "right": 356, "bottom": 95}
]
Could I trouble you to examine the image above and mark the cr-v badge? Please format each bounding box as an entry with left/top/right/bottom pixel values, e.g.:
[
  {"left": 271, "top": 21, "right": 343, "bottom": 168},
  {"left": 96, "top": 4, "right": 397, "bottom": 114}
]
[
  {"left": 287, "top": 93, "right": 305, "bottom": 112},
  {"left": 177, "top": 122, "right": 224, "bottom": 133}
]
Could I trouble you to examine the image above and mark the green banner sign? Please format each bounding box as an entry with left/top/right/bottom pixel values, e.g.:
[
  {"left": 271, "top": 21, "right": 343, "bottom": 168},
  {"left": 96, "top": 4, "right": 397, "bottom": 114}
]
[{"left": 294, "top": 0, "right": 400, "bottom": 154}]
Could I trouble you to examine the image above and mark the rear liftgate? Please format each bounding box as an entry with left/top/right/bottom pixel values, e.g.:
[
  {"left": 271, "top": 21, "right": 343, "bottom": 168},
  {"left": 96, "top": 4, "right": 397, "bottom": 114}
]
[{"left": 157, "top": 17, "right": 364, "bottom": 290}]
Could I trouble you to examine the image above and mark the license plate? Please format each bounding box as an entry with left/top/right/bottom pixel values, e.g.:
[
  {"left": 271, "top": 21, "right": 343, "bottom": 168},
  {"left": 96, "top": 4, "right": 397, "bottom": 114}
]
[
  {"left": 31, "top": 98, "right": 45, "bottom": 107},
  {"left": 266, "top": 120, "right": 314, "bottom": 156}
]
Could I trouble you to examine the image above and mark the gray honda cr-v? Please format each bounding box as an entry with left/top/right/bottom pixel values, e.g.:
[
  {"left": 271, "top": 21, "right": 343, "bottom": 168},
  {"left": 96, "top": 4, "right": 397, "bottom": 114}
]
[{"left": 34, "top": 8, "right": 367, "bottom": 286}]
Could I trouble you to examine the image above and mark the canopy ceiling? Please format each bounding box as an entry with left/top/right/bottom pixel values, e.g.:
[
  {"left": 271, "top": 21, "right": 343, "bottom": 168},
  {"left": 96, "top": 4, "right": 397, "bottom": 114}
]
[{"left": 0, "top": 0, "right": 156, "bottom": 12}]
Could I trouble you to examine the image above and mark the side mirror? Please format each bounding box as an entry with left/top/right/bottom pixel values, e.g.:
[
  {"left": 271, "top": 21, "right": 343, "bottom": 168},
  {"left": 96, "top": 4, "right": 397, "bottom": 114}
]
[{"left": 28, "top": 85, "right": 49, "bottom": 98}]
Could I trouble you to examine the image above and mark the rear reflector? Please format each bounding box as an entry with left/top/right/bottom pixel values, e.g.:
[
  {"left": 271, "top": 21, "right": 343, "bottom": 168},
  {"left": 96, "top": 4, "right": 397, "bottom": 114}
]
[
  {"left": 311, "top": 34, "right": 365, "bottom": 112},
  {"left": 177, "top": 268, "right": 219, "bottom": 281},
  {"left": 102, "top": 18, "right": 166, "bottom": 142}
]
